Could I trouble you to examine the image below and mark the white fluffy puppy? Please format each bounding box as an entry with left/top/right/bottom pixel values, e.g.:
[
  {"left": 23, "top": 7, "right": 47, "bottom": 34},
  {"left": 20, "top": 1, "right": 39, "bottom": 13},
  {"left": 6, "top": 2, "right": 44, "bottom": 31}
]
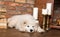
[{"left": 8, "top": 14, "right": 44, "bottom": 32}]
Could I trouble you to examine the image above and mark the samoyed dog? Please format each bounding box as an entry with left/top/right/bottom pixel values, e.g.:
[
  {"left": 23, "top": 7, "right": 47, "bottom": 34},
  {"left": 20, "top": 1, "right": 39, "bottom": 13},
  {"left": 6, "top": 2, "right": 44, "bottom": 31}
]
[{"left": 8, "top": 14, "right": 44, "bottom": 33}]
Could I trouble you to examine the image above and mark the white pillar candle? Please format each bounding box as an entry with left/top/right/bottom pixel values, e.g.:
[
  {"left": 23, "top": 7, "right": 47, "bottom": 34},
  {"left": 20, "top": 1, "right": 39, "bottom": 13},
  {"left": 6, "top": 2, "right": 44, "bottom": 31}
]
[
  {"left": 42, "top": 9, "right": 48, "bottom": 15},
  {"left": 33, "top": 7, "right": 38, "bottom": 19},
  {"left": 46, "top": 3, "right": 52, "bottom": 15}
]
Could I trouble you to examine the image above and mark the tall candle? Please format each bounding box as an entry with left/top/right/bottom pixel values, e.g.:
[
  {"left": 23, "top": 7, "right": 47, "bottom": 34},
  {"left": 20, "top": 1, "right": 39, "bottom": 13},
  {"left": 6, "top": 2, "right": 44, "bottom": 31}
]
[
  {"left": 33, "top": 7, "right": 38, "bottom": 19},
  {"left": 42, "top": 9, "right": 48, "bottom": 15},
  {"left": 46, "top": 3, "right": 52, "bottom": 15}
]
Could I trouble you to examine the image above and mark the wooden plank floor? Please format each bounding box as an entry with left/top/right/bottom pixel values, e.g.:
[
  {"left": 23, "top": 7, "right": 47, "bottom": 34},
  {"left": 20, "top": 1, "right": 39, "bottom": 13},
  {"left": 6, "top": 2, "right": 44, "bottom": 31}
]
[{"left": 0, "top": 28, "right": 60, "bottom": 37}]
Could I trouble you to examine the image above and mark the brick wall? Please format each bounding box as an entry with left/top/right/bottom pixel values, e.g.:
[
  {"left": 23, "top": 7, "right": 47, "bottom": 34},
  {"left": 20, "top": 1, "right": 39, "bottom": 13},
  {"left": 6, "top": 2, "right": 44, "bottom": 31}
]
[{"left": 0, "top": 1, "right": 34, "bottom": 18}]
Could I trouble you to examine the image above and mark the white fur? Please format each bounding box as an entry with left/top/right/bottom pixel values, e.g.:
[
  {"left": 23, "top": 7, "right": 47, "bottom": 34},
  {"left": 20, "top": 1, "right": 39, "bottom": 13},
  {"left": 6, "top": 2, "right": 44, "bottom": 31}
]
[{"left": 8, "top": 14, "right": 45, "bottom": 32}]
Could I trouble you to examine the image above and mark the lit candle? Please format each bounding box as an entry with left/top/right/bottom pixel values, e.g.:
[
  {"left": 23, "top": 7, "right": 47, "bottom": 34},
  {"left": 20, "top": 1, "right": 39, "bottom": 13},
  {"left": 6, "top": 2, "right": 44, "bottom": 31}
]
[
  {"left": 42, "top": 9, "right": 48, "bottom": 15},
  {"left": 33, "top": 7, "right": 38, "bottom": 19},
  {"left": 46, "top": 3, "right": 52, "bottom": 15}
]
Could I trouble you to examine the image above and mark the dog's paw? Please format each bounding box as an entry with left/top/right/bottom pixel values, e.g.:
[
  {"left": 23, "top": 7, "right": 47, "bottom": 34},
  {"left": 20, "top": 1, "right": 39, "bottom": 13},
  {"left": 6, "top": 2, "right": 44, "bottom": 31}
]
[
  {"left": 38, "top": 29, "right": 45, "bottom": 33},
  {"left": 37, "top": 27, "right": 45, "bottom": 33}
]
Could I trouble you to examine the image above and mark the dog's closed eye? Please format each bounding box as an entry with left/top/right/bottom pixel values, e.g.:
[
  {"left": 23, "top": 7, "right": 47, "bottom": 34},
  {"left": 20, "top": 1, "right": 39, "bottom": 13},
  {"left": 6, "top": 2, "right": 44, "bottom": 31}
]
[
  {"left": 32, "top": 26, "right": 34, "bottom": 27},
  {"left": 27, "top": 26, "right": 29, "bottom": 27}
]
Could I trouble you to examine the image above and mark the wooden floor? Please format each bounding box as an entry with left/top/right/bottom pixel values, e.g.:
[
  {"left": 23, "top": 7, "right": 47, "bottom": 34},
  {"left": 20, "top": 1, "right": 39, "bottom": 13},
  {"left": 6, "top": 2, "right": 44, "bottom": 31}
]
[{"left": 0, "top": 28, "right": 60, "bottom": 37}]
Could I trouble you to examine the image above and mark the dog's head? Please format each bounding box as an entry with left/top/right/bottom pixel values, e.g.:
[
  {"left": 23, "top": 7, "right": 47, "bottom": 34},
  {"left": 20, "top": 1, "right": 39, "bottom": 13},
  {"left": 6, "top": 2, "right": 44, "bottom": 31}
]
[
  {"left": 24, "top": 21, "right": 45, "bottom": 33},
  {"left": 25, "top": 24, "right": 35, "bottom": 32}
]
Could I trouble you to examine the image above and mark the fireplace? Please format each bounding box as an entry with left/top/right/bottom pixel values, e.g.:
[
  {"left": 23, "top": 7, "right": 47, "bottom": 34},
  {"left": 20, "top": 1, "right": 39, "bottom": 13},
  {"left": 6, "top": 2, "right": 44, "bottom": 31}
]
[
  {"left": 50, "top": 0, "right": 60, "bottom": 28},
  {"left": 54, "top": 0, "right": 60, "bottom": 20}
]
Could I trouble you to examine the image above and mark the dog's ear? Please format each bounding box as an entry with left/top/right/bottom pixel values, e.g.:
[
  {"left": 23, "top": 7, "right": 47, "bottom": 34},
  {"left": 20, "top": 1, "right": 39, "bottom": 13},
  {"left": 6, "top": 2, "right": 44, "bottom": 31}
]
[
  {"left": 21, "top": 24, "right": 26, "bottom": 31},
  {"left": 19, "top": 26, "right": 25, "bottom": 32},
  {"left": 18, "top": 24, "right": 26, "bottom": 32}
]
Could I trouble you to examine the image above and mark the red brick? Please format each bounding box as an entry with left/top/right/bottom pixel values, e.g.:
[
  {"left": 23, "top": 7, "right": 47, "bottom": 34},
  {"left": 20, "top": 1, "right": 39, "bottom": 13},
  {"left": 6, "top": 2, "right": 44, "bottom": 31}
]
[
  {"left": 0, "top": 1, "right": 4, "bottom": 4},
  {"left": 8, "top": 6, "right": 16, "bottom": 10},
  {"left": 4, "top": 1, "right": 9, "bottom": 6}
]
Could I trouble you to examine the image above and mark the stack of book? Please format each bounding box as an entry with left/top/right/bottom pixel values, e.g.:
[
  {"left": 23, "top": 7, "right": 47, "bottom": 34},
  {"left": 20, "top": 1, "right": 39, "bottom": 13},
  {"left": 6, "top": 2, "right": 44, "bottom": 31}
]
[{"left": 0, "top": 12, "right": 7, "bottom": 29}]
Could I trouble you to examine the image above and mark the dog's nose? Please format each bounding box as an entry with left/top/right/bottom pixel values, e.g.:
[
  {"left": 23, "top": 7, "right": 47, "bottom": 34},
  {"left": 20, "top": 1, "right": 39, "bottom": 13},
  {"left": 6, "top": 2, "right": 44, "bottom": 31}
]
[{"left": 30, "top": 29, "right": 33, "bottom": 32}]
